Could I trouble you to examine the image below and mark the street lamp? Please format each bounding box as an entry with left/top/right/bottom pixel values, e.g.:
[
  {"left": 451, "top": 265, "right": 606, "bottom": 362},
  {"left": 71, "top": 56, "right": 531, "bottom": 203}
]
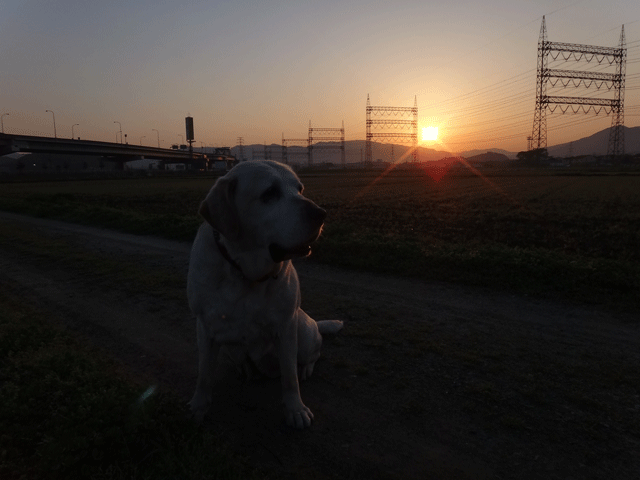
[
  {"left": 46, "top": 110, "right": 57, "bottom": 138},
  {"left": 140, "top": 135, "right": 146, "bottom": 145},
  {"left": 114, "top": 121, "right": 122, "bottom": 143},
  {"left": 152, "top": 128, "right": 160, "bottom": 147},
  {"left": 71, "top": 123, "right": 79, "bottom": 139},
  {"left": 1, "top": 113, "right": 8, "bottom": 133}
]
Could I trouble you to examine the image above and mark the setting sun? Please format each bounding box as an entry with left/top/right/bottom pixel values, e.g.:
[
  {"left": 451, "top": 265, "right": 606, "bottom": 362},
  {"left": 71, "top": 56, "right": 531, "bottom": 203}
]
[{"left": 422, "top": 126, "right": 438, "bottom": 142}]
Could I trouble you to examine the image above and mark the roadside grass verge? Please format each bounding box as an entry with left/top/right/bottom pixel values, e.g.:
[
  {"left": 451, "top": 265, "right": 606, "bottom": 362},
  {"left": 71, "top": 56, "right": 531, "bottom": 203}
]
[
  {"left": 0, "top": 195, "right": 201, "bottom": 242},
  {"left": 314, "top": 223, "right": 640, "bottom": 311},
  {"left": 0, "top": 220, "right": 187, "bottom": 301},
  {"left": 0, "top": 287, "right": 260, "bottom": 480}
]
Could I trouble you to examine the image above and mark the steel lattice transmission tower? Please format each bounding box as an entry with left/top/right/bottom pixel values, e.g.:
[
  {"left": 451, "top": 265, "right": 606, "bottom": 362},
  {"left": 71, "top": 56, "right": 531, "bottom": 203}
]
[
  {"left": 308, "top": 121, "right": 345, "bottom": 167},
  {"left": 366, "top": 95, "right": 418, "bottom": 164},
  {"left": 281, "top": 133, "right": 310, "bottom": 166},
  {"left": 236, "top": 137, "right": 245, "bottom": 162},
  {"left": 530, "top": 16, "right": 626, "bottom": 159},
  {"left": 251, "top": 142, "right": 271, "bottom": 161},
  {"left": 608, "top": 26, "right": 627, "bottom": 159}
]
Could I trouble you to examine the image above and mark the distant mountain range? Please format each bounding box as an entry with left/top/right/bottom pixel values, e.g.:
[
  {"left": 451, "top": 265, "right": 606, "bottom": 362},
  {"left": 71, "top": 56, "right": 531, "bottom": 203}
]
[
  {"left": 233, "top": 126, "right": 640, "bottom": 163},
  {"left": 546, "top": 126, "right": 640, "bottom": 158},
  {"left": 2, "top": 127, "right": 638, "bottom": 172}
]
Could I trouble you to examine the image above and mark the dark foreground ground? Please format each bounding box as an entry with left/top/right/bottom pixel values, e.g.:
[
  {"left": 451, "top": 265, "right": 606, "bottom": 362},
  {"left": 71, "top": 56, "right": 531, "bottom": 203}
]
[{"left": 1, "top": 211, "right": 639, "bottom": 479}]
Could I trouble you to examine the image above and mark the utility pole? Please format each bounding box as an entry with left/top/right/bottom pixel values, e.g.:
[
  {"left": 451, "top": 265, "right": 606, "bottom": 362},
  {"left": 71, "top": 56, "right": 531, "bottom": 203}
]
[
  {"left": 114, "top": 121, "right": 122, "bottom": 143},
  {"left": 46, "top": 110, "right": 57, "bottom": 138}
]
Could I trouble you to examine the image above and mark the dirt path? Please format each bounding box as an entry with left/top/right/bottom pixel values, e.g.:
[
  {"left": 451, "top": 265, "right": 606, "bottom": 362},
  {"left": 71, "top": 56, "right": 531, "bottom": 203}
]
[{"left": 1, "top": 211, "right": 638, "bottom": 479}]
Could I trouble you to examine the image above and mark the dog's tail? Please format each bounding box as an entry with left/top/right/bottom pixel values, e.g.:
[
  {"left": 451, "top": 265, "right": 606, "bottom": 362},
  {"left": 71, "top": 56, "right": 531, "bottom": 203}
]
[{"left": 316, "top": 320, "right": 344, "bottom": 335}]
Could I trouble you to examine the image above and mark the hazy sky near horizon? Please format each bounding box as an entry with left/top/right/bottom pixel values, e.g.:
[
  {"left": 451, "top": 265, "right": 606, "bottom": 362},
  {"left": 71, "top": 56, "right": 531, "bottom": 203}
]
[{"left": 1, "top": 0, "right": 638, "bottom": 154}]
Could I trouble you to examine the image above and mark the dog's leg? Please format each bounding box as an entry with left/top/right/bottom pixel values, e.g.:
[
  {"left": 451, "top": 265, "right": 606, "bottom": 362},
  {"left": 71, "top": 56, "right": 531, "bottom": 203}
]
[
  {"left": 297, "top": 312, "right": 344, "bottom": 380},
  {"left": 296, "top": 309, "right": 322, "bottom": 381},
  {"left": 278, "top": 319, "right": 313, "bottom": 429},
  {"left": 188, "top": 317, "right": 219, "bottom": 422}
]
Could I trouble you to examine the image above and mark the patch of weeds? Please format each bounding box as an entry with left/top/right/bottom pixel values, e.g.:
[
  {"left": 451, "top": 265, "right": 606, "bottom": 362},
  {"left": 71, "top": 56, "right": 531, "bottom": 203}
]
[
  {"left": 362, "top": 339, "right": 387, "bottom": 351},
  {"left": 407, "top": 347, "right": 426, "bottom": 359},
  {"left": 464, "top": 380, "right": 498, "bottom": 400},
  {"left": 563, "top": 391, "right": 606, "bottom": 413},
  {"left": 422, "top": 340, "right": 445, "bottom": 355},
  {"left": 499, "top": 414, "right": 528, "bottom": 431},
  {"left": 0, "top": 290, "right": 260, "bottom": 480},
  {"left": 0, "top": 195, "right": 200, "bottom": 241},
  {"left": 399, "top": 397, "right": 427, "bottom": 416},
  {"left": 0, "top": 222, "right": 185, "bottom": 301},
  {"left": 516, "top": 385, "right": 545, "bottom": 405},
  {"left": 314, "top": 222, "right": 640, "bottom": 312},
  {"left": 393, "top": 379, "right": 409, "bottom": 390},
  {"left": 330, "top": 357, "right": 349, "bottom": 369},
  {"left": 455, "top": 349, "right": 482, "bottom": 365}
]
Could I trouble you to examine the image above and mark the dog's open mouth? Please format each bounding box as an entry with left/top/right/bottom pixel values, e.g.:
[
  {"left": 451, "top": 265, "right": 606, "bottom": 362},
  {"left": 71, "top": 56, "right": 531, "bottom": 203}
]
[
  {"left": 269, "top": 243, "right": 311, "bottom": 262},
  {"left": 269, "top": 229, "right": 322, "bottom": 262}
]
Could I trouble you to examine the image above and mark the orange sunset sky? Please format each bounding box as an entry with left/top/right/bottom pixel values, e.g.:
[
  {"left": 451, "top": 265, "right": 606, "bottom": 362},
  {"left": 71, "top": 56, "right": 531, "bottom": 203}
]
[{"left": 1, "top": 0, "right": 639, "bottom": 155}]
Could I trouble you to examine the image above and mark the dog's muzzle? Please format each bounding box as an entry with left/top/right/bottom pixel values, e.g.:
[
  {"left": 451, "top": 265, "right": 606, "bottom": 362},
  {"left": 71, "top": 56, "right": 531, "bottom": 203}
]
[{"left": 269, "top": 203, "right": 326, "bottom": 263}]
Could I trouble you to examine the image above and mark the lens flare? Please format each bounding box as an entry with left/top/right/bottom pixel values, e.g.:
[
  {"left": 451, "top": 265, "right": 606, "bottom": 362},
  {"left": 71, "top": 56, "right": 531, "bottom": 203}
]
[{"left": 138, "top": 384, "right": 157, "bottom": 404}]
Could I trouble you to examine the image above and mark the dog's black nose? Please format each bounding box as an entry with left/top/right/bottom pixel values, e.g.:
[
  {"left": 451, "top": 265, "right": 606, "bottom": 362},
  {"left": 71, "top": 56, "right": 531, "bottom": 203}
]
[{"left": 305, "top": 202, "right": 326, "bottom": 224}]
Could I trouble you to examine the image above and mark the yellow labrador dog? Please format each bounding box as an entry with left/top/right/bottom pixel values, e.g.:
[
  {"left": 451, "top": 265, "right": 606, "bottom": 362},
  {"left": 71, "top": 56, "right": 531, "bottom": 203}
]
[{"left": 187, "top": 160, "right": 343, "bottom": 429}]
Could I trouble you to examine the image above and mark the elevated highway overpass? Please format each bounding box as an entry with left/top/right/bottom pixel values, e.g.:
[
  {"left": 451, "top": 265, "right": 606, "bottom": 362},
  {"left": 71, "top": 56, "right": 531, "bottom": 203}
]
[{"left": 0, "top": 133, "right": 204, "bottom": 167}]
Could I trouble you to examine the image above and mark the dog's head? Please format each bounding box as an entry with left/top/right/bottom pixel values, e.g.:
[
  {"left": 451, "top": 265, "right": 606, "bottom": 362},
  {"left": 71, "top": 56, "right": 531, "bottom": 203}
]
[{"left": 199, "top": 161, "right": 326, "bottom": 267}]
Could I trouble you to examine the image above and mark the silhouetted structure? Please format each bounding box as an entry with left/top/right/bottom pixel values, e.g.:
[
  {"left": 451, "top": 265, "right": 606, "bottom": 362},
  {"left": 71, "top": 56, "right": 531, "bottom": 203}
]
[
  {"left": 236, "top": 137, "right": 245, "bottom": 162},
  {"left": 252, "top": 142, "right": 272, "bottom": 161},
  {"left": 366, "top": 95, "right": 418, "bottom": 164},
  {"left": 308, "top": 121, "right": 345, "bottom": 167},
  {"left": 281, "top": 134, "right": 310, "bottom": 166},
  {"left": 185, "top": 116, "right": 194, "bottom": 157},
  {"left": 531, "top": 16, "right": 626, "bottom": 160}
]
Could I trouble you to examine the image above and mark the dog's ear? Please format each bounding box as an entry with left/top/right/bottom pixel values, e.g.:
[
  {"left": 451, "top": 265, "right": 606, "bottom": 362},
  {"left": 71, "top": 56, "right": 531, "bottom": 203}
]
[{"left": 199, "top": 176, "right": 241, "bottom": 240}]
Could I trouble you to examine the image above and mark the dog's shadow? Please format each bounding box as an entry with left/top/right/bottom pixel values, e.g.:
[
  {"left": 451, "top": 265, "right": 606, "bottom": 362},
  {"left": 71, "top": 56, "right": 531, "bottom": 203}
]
[{"left": 203, "top": 353, "right": 291, "bottom": 432}]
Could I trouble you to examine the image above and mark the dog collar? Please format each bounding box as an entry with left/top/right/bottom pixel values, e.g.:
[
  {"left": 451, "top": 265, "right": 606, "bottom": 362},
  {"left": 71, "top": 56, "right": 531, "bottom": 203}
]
[{"left": 212, "top": 229, "right": 277, "bottom": 283}]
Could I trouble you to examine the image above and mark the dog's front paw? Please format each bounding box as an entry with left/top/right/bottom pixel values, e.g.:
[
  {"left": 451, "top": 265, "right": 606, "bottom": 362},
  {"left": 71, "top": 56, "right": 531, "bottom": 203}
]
[{"left": 284, "top": 401, "right": 314, "bottom": 429}]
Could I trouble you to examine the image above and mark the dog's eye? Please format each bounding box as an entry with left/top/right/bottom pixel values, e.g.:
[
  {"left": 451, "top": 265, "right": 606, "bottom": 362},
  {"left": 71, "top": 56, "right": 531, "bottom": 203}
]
[{"left": 260, "top": 185, "right": 281, "bottom": 203}]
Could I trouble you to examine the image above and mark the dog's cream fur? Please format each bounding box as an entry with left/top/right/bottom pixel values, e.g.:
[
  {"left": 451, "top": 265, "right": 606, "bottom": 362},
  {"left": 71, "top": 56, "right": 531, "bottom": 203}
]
[{"left": 187, "top": 160, "right": 342, "bottom": 428}]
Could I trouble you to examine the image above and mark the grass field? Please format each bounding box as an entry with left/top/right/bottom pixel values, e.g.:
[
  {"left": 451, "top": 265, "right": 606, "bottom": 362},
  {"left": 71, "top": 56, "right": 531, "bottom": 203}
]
[
  {"left": 0, "top": 284, "right": 260, "bottom": 480},
  {"left": 1, "top": 167, "right": 639, "bottom": 478},
  {"left": 1, "top": 167, "right": 639, "bottom": 310}
]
